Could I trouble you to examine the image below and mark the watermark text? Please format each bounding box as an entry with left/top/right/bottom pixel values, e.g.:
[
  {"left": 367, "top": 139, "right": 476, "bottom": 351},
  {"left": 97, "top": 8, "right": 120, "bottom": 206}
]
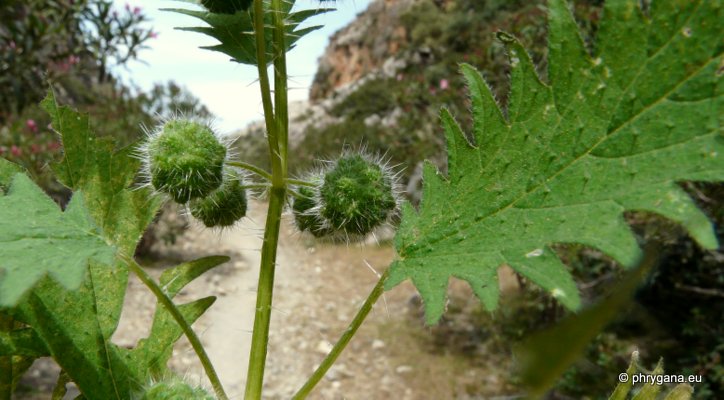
[{"left": 618, "top": 372, "right": 702, "bottom": 385}]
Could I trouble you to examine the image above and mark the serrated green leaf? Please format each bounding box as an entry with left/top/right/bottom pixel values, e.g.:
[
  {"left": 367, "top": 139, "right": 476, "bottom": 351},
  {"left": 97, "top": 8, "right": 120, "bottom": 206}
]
[
  {"left": 0, "top": 174, "right": 116, "bottom": 307},
  {"left": 129, "top": 256, "right": 228, "bottom": 377},
  {"left": 0, "top": 91, "right": 166, "bottom": 398},
  {"left": 42, "top": 90, "right": 161, "bottom": 255},
  {"left": 13, "top": 257, "right": 227, "bottom": 399},
  {"left": 663, "top": 384, "right": 694, "bottom": 400},
  {"left": 163, "top": 1, "right": 333, "bottom": 66},
  {"left": 609, "top": 352, "right": 639, "bottom": 400},
  {"left": 131, "top": 297, "right": 216, "bottom": 377},
  {"left": 0, "top": 158, "right": 23, "bottom": 195},
  {"left": 37, "top": 87, "right": 161, "bottom": 350},
  {"left": 607, "top": 352, "right": 692, "bottom": 400},
  {"left": 386, "top": 0, "right": 724, "bottom": 324},
  {"left": 160, "top": 255, "right": 230, "bottom": 298},
  {"left": 632, "top": 359, "right": 664, "bottom": 400},
  {"left": 0, "top": 328, "right": 48, "bottom": 357},
  {"left": 17, "top": 267, "right": 143, "bottom": 400}
]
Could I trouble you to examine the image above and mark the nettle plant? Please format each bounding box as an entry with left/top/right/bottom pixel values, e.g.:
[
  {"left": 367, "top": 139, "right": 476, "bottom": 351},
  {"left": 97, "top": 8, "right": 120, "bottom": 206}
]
[{"left": 0, "top": 0, "right": 721, "bottom": 399}]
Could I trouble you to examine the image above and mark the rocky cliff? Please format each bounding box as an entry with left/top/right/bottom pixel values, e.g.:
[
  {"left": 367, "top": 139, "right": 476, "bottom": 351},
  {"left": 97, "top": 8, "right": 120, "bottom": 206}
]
[{"left": 310, "top": 0, "right": 416, "bottom": 101}]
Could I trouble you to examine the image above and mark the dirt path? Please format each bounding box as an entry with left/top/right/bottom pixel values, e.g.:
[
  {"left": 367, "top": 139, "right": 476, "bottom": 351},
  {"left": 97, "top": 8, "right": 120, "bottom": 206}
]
[
  {"left": 17, "top": 200, "right": 514, "bottom": 399},
  {"left": 108, "top": 200, "right": 402, "bottom": 398}
]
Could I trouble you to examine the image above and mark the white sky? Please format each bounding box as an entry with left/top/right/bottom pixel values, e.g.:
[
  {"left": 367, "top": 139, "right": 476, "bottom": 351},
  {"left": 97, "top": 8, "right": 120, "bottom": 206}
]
[{"left": 114, "top": 0, "right": 371, "bottom": 134}]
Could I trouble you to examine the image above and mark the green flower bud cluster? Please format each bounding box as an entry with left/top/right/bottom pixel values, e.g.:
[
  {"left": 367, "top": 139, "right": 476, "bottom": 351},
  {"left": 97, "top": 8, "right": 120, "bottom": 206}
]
[
  {"left": 293, "top": 153, "right": 400, "bottom": 239},
  {"left": 191, "top": 168, "right": 248, "bottom": 228},
  {"left": 140, "top": 377, "right": 215, "bottom": 400},
  {"left": 139, "top": 118, "right": 247, "bottom": 228}
]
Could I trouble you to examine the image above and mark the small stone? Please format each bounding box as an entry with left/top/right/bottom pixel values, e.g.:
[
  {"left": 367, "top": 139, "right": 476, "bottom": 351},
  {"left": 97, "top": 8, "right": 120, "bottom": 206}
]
[
  {"left": 316, "top": 340, "right": 333, "bottom": 355},
  {"left": 325, "top": 364, "right": 352, "bottom": 381},
  {"left": 396, "top": 365, "right": 413, "bottom": 374},
  {"left": 372, "top": 339, "right": 385, "bottom": 350}
]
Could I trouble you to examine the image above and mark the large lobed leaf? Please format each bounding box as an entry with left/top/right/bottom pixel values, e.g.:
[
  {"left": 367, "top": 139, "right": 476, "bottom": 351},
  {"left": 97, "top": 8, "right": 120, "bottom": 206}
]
[
  {"left": 1, "top": 92, "right": 228, "bottom": 398},
  {"left": 386, "top": 0, "right": 723, "bottom": 324},
  {"left": 15, "top": 256, "right": 227, "bottom": 399},
  {"left": 164, "top": 0, "right": 333, "bottom": 66},
  {"left": 43, "top": 90, "right": 161, "bottom": 255},
  {"left": 0, "top": 174, "right": 115, "bottom": 307}
]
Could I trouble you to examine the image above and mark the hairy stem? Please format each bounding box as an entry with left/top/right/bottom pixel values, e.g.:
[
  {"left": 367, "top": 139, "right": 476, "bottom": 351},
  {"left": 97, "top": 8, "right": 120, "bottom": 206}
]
[
  {"left": 244, "top": 187, "right": 285, "bottom": 399},
  {"left": 252, "top": 0, "right": 279, "bottom": 176},
  {"left": 271, "top": 0, "right": 289, "bottom": 178},
  {"left": 292, "top": 269, "right": 390, "bottom": 399},
  {"left": 123, "top": 256, "right": 229, "bottom": 400},
  {"left": 226, "top": 161, "right": 273, "bottom": 182},
  {"left": 244, "top": 0, "right": 290, "bottom": 397}
]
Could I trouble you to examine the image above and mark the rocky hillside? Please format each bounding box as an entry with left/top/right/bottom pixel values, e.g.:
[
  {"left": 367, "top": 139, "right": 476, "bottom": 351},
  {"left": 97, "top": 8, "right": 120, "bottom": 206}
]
[
  {"left": 310, "top": 0, "right": 416, "bottom": 101},
  {"left": 235, "top": 0, "right": 602, "bottom": 201}
]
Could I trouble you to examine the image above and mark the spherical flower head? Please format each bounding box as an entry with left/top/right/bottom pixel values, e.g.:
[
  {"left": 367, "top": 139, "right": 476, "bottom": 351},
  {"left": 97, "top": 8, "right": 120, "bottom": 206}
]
[
  {"left": 190, "top": 169, "right": 248, "bottom": 228},
  {"left": 293, "top": 186, "right": 333, "bottom": 237},
  {"left": 140, "top": 378, "right": 214, "bottom": 400},
  {"left": 320, "top": 153, "right": 397, "bottom": 236},
  {"left": 145, "top": 119, "right": 227, "bottom": 203}
]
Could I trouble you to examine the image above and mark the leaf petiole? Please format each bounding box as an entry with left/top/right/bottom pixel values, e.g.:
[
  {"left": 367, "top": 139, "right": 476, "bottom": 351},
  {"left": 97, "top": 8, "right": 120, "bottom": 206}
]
[
  {"left": 292, "top": 268, "right": 390, "bottom": 399},
  {"left": 121, "top": 254, "right": 229, "bottom": 400},
  {"left": 286, "top": 178, "right": 317, "bottom": 188},
  {"left": 226, "top": 161, "right": 273, "bottom": 182}
]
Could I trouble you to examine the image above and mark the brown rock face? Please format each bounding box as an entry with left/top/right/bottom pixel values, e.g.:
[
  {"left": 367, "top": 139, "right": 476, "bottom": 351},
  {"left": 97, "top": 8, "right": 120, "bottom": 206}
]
[{"left": 309, "top": 0, "right": 415, "bottom": 101}]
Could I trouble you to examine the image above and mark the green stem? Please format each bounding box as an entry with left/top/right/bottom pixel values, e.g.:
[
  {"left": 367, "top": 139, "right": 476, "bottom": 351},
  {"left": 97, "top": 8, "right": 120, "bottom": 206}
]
[
  {"left": 244, "top": 0, "right": 290, "bottom": 398},
  {"left": 244, "top": 187, "right": 285, "bottom": 399},
  {"left": 286, "top": 178, "right": 317, "bottom": 188},
  {"left": 287, "top": 188, "right": 308, "bottom": 200},
  {"left": 123, "top": 255, "right": 229, "bottom": 400},
  {"left": 292, "top": 269, "right": 390, "bottom": 399},
  {"left": 271, "top": 0, "right": 289, "bottom": 178},
  {"left": 252, "top": 0, "right": 279, "bottom": 176},
  {"left": 227, "top": 161, "right": 273, "bottom": 182}
]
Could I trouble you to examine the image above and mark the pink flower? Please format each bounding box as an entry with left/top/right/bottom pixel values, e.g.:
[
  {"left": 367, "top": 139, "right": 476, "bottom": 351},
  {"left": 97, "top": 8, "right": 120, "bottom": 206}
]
[
  {"left": 10, "top": 145, "right": 22, "bottom": 157},
  {"left": 133, "top": 6, "right": 141, "bottom": 15},
  {"left": 30, "top": 143, "right": 42, "bottom": 154},
  {"left": 26, "top": 119, "right": 38, "bottom": 133},
  {"left": 8, "top": 40, "right": 16, "bottom": 50},
  {"left": 149, "top": 31, "right": 158, "bottom": 39},
  {"left": 439, "top": 79, "right": 449, "bottom": 90},
  {"left": 47, "top": 142, "right": 61, "bottom": 151}
]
